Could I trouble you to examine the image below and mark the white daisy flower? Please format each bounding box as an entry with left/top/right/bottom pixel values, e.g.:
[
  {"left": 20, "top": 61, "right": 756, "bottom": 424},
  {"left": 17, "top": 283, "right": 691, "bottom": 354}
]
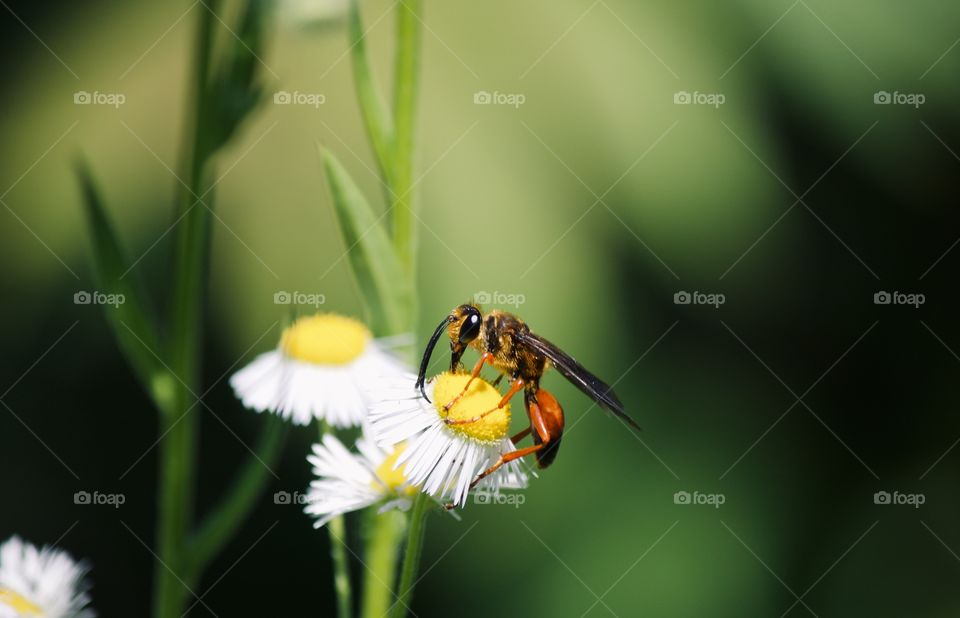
[
  {"left": 230, "top": 313, "right": 409, "bottom": 427},
  {"left": 369, "top": 372, "right": 530, "bottom": 507},
  {"left": 0, "top": 536, "right": 95, "bottom": 618},
  {"left": 303, "top": 432, "right": 418, "bottom": 528}
]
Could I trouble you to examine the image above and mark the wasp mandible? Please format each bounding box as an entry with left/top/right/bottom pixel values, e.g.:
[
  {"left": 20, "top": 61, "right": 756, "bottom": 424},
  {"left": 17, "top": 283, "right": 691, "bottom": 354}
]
[{"left": 415, "top": 303, "right": 640, "bottom": 489}]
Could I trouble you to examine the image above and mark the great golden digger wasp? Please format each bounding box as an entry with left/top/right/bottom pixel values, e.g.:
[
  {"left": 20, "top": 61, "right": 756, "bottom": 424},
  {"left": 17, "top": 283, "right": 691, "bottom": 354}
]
[{"left": 415, "top": 304, "right": 640, "bottom": 489}]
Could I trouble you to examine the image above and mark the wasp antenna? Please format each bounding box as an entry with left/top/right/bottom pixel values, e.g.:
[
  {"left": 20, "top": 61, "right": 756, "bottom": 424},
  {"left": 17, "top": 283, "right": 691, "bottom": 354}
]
[{"left": 415, "top": 315, "right": 451, "bottom": 402}]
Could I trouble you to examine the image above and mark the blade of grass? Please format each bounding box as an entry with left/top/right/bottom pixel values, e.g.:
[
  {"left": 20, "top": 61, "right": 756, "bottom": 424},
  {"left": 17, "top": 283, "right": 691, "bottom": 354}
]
[
  {"left": 389, "top": 0, "right": 422, "bottom": 274},
  {"left": 348, "top": 0, "right": 396, "bottom": 195},
  {"left": 75, "top": 160, "right": 168, "bottom": 404},
  {"left": 321, "top": 146, "right": 413, "bottom": 335}
]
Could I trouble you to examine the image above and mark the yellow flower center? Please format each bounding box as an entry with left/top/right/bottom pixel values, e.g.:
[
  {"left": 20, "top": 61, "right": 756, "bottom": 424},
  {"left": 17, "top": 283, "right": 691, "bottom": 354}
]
[
  {"left": 0, "top": 588, "right": 43, "bottom": 615},
  {"left": 432, "top": 372, "right": 510, "bottom": 443},
  {"left": 373, "top": 444, "right": 418, "bottom": 496},
  {"left": 280, "top": 314, "right": 371, "bottom": 365}
]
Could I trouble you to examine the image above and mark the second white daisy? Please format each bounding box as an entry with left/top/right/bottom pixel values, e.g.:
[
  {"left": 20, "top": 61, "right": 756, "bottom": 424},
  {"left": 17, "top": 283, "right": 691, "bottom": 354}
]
[
  {"left": 304, "top": 431, "right": 418, "bottom": 528},
  {"left": 369, "top": 372, "right": 529, "bottom": 507},
  {"left": 230, "top": 313, "right": 409, "bottom": 427}
]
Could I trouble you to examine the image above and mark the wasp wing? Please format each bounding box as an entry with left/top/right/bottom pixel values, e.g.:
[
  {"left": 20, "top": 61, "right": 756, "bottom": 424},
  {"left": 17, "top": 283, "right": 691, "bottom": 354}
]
[{"left": 520, "top": 332, "right": 641, "bottom": 431}]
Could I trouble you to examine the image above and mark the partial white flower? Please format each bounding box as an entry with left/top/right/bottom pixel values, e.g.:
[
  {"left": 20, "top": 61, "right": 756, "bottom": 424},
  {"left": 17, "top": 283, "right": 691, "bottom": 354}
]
[
  {"left": 304, "top": 431, "right": 417, "bottom": 528},
  {"left": 0, "top": 536, "right": 94, "bottom": 618},
  {"left": 278, "top": 0, "right": 348, "bottom": 29},
  {"left": 230, "top": 314, "right": 409, "bottom": 427},
  {"left": 369, "top": 372, "right": 529, "bottom": 507}
]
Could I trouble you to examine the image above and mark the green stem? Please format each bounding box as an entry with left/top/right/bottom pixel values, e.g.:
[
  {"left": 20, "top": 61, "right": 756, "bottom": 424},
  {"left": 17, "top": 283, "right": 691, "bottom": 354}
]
[
  {"left": 328, "top": 515, "right": 353, "bottom": 618},
  {"left": 361, "top": 509, "right": 407, "bottom": 618},
  {"left": 153, "top": 401, "right": 198, "bottom": 618},
  {"left": 390, "top": 494, "right": 430, "bottom": 618},
  {"left": 153, "top": 3, "right": 218, "bottom": 617},
  {"left": 390, "top": 0, "right": 422, "bottom": 275},
  {"left": 320, "top": 422, "right": 354, "bottom": 618}
]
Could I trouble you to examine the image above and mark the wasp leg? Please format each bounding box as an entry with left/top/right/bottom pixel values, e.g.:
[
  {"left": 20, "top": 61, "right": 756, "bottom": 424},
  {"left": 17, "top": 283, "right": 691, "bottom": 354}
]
[
  {"left": 443, "top": 352, "right": 494, "bottom": 411},
  {"left": 444, "top": 377, "right": 524, "bottom": 425},
  {"left": 510, "top": 427, "right": 532, "bottom": 444},
  {"left": 466, "top": 396, "right": 553, "bottom": 490},
  {"left": 491, "top": 374, "right": 505, "bottom": 388},
  {"left": 443, "top": 441, "right": 547, "bottom": 510}
]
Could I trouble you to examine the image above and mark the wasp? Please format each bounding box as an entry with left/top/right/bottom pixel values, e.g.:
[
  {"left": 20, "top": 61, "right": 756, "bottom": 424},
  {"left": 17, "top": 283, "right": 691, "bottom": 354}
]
[{"left": 415, "top": 303, "right": 640, "bottom": 490}]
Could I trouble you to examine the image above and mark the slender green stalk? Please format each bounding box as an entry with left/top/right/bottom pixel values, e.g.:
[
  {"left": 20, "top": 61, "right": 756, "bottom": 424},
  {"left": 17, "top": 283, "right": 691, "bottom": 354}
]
[
  {"left": 390, "top": 494, "right": 430, "bottom": 618},
  {"left": 153, "top": 3, "right": 218, "bottom": 616},
  {"left": 361, "top": 509, "right": 407, "bottom": 618},
  {"left": 390, "top": 0, "right": 423, "bottom": 275},
  {"left": 320, "top": 423, "right": 354, "bottom": 618},
  {"left": 153, "top": 408, "right": 199, "bottom": 618},
  {"left": 328, "top": 515, "right": 353, "bottom": 618}
]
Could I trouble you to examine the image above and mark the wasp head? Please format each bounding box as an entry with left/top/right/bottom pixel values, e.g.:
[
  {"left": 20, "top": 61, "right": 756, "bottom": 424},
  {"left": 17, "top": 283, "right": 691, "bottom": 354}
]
[
  {"left": 415, "top": 303, "right": 483, "bottom": 402},
  {"left": 448, "top": 303, "right": 483, "bottom": 352}
]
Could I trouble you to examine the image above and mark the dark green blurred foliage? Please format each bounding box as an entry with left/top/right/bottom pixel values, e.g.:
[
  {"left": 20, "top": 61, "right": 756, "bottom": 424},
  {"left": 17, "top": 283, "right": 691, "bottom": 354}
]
[{"left": 2, "top": 1, "right": 960, "bottom": 616}]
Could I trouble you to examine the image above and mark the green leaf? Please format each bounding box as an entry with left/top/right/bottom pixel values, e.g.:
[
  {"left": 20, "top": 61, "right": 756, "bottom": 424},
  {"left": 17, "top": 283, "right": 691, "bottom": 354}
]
[
  {"left": 207, "top": 0, "right": 270, "bottom": 151},
  {"left": 390, "top": 0, "right": 423, "bottom": 272},
  {"left": 348, "top": 0, "right": 395, "bottom": 189},
  {"left": 75, "top": 160, "right": 166, "bottom": 402},
  {"left": 320, "top": 147, "right": 412, "bottom": 335}
]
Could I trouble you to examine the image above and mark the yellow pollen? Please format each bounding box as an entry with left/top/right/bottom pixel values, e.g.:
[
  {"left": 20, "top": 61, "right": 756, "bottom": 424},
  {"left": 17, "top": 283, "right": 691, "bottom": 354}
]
[
  {"left": 0, "top": 588, "right": 43, "bottom": 615},
  {"left": 280, "top": 314, "right": 371, "bottom": 365},
  {"left": 432, "top": 372, "right": 510, "bottom": 443},
  {"left": 374, "top": 444, "right": 418, "bottom": 496}
]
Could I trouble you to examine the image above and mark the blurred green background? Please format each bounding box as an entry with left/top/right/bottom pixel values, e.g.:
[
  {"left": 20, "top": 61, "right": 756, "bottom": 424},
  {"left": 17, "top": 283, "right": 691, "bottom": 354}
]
[{"left": 2, "top": 0, "right": 960, "bottom": 615}]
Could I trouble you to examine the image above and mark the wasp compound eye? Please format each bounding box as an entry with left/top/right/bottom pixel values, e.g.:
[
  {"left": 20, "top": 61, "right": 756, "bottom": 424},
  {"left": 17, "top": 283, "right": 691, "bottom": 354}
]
[{"left": 458, "top": 313, "right": 481, "bottom": 344}]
